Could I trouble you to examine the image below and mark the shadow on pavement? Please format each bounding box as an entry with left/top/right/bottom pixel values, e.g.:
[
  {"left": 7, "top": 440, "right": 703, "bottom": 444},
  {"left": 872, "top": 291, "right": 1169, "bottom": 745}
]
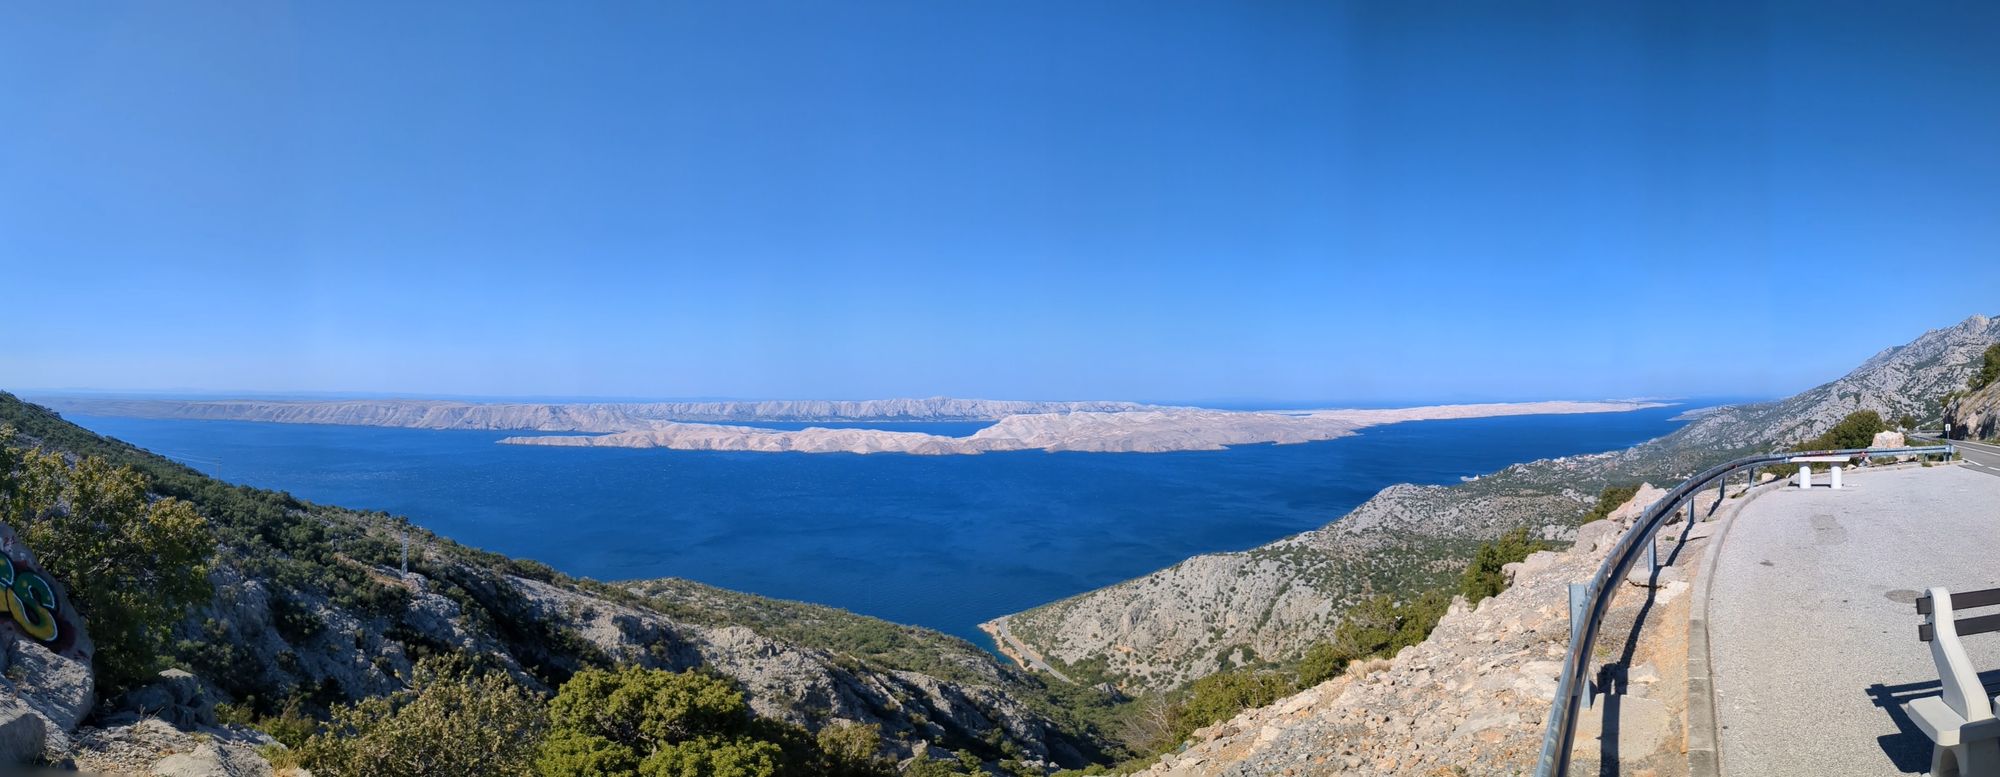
[{"left": 1865, "top": 669, "right": 2000, "bottom": 773}]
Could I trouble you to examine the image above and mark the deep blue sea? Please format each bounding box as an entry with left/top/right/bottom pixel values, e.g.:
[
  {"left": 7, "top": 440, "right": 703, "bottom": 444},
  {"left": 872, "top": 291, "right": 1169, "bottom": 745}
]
[{"left": 63, "top": 407, "right": 1697, "bottom": 647}]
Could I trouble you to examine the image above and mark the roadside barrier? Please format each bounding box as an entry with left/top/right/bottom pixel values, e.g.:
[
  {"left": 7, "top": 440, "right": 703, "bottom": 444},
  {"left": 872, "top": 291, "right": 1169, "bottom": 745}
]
[{"left": 1534, "top": 444, "right": 1955, "bottom": 776}]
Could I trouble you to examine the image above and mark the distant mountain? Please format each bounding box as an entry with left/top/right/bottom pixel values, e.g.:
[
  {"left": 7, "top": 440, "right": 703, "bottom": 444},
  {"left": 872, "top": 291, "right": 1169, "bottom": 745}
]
[
  {"left": 983, "top": 314, "right": 2000, "bottom": 691},
  {"left": 39, "top": 395, "right": 1665, "bottom": 455},
  {"left": 0, "top": 392, "right": 1108, "bottom": 770},
  {"left": 33, "top": 396, "right": 1161, "bottom": 428}
]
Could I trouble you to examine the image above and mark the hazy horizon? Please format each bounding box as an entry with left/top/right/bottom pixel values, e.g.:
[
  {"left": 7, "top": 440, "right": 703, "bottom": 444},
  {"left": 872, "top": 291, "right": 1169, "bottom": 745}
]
[{"left": 16, "top": 386, "right": 1766, "bottom": 410}]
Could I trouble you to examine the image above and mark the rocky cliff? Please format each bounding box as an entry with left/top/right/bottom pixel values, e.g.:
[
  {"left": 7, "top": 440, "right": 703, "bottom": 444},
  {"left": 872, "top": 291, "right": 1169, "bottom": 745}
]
[
  {"left": 1946, "top": 370, "right": 2000, "bottom": 441},
  {"left": 0, "top": 392, "right": 1106, "bottom": 772},
  {"left": 984, "top": 314, "right": 2000, "bottom": 691}
]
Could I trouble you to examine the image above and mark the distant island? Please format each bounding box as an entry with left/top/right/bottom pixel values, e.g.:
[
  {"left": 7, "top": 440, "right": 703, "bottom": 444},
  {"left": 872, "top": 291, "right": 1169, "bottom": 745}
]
[{"left": 39, "top": 396, "right": 1671, "bottom": 455}]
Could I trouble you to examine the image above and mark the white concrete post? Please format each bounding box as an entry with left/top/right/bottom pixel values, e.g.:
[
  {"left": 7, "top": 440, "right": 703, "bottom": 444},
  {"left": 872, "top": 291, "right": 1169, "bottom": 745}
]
[
  {"left": 1831, "top": 465, "right": 1843, "bottom": 490},
  {"left": 1798, "top": 465, "right": 1812, "bottom": 489}
]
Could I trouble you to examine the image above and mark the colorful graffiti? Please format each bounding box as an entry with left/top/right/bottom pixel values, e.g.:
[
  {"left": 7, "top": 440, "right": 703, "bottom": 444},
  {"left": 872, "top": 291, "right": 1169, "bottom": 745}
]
[
  {"left": 0, "top": 522, "right": 91, "bottom": 661},
  {"left": 0, "top": 555, "right": 59, "bottom": 641}
]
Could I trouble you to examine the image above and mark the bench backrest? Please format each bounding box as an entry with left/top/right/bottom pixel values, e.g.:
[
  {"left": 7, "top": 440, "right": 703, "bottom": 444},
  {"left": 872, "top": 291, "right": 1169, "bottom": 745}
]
[{"left": 1917, "top": 586, "right": 2000, "bottom": 721}]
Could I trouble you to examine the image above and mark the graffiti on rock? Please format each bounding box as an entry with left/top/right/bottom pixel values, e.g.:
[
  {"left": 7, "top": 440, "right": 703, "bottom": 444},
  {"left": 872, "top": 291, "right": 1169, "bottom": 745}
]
[{"left": 0, "top": 522, "right": 92, "bottom": 661}]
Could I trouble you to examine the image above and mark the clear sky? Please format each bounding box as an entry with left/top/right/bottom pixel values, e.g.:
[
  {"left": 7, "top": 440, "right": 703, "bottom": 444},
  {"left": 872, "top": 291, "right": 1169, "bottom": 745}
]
[{"left": 4, "top": 2, "right": 1998, "bottom": 404}]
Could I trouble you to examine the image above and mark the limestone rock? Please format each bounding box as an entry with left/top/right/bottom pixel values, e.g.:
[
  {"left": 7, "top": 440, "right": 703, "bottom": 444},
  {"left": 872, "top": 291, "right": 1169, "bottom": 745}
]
[
  {"left": 0, "top": 698, "right": 47, "bottom": 765},
  {"left": 120, "top": 669, "right": 216, "bottom": 730},
  {"left": 1946, "top": 375, "right": 2000, "bottom": 441},
  {"left": 1127, "top": 482, "right": 1693, "bottom": 776},
  {"left": 6, "top": 637, "right": 95, "bottom": 747}
]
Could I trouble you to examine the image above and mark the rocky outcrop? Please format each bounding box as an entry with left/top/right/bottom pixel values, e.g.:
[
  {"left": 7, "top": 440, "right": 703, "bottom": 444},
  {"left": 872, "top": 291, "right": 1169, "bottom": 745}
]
[
  {"left": 1131, "top": 485, "right": 1695, "bottom": 776},
  {"left": 1, "top": 637, "right": 96, "bottom": 762},
  {"left": 1946, "top": 374, "right": 2000, "bottom": 441},
  {"left": 506, "top": 576, "right": 1082, "bottom": 766},
  {"left": 987, "top": 314, "right": 2000, "bottom": 691},
  {"left": 71, "top": 718, "right": 281, "bottom": 777}
]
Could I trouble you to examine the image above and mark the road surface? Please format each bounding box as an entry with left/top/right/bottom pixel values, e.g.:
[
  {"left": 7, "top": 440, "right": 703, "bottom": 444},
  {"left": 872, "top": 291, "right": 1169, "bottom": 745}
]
[
  {"left": 1707, "top": 464, "right": 2000, "bottom": 775},
  {"left": 1939, "top": 436, "right": 2000, "bottom": 477}
]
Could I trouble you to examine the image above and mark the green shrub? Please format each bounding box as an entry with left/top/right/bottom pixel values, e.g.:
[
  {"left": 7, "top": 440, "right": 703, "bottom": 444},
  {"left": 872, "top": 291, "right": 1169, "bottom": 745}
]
[
  {"left": 0, "top": 429, "right": 215, "bottom": 694},
  {"left": 1970, "top": 343, "right": 2000, "bottom": 391},
  {"left": 1794, "top": 410, "right": 1886, "bottom": 452},
  {"left": 1164, "top": 670, "right": 1291, "bottom": 746},
  {"left": 1580, "top": 484, "right": 1641, "bottom": 525},
  {"left": 300, "top": 656, "right": 546, "bottom": 777},
  {"left": 535, "top": 666, "right": 889, "bottom": 777},
  {"left": 1459, "top": 527, "right": 1552, "bottom": 604}
]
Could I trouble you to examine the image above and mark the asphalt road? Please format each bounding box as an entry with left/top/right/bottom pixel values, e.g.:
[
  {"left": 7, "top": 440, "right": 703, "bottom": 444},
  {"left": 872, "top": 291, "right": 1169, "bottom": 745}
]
[
  {"left": 1942, "top": 436, "right": 2000, "bottom": 477},
  {"left": 1708, "top": 465, "right": 2000, "bottom": 775}
]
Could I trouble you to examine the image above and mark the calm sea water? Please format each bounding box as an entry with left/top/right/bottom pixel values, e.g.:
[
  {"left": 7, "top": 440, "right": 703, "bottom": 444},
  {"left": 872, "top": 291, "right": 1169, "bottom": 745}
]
[{"left": 64, "top": 408, "right": 1694, "bottom": 647}]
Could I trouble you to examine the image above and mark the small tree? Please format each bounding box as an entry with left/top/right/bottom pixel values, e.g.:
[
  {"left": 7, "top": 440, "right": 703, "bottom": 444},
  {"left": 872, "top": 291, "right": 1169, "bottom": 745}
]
[
  {"left": 1294, "top": 641, "right": 1349, "bottom": 687},
  {"left": 0, "top": 428, "right": 214, "bottom": 692},
  {"left": 300, "top": 656, "right": 547, "bottom": 777},
  {"left": 1795, "top": 410, "right": 1887, "bottom": 451},
  {"left": 1972, "top": 343, "right": 2000, "bottom": 391},
  {"left": 1459, "top": 527, "right": 1551, "bottom": 604},
  {"left": 1579, "top": 484, "right": 1641, "bottom": 525},
  {"left": 537, "top": 667, "right": 783, "bottom": 777},
  {"left": 1162, "top": 670, "right": 1291, "bottom": 746}
]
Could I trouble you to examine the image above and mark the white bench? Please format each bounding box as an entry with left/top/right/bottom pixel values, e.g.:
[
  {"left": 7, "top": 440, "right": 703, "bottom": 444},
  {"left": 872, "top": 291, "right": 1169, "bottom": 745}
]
[
  {"left": 1910, "top": 586, "right": 2000, "bottom": 777},
  {"left": 1791, "top": 455, "right": 1854, "bottom": 489}
]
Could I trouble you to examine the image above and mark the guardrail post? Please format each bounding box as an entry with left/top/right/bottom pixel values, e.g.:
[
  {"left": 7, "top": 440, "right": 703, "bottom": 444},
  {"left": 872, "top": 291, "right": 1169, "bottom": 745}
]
[
  {"left": 1648, "top": 536, "right": 1658, "bottom": 576},
  {"left": 1748, "top": 466, "right": 1757, "bottom": 489},
  {"left": 1569, "top": 582, "right": 1592, "bottom": 710},
  {"left": 1831, "top": 464, "right": 1843, "bottom": 490},
  {"left": 1798, "top": 464, "right": 1812, "bottom": 489}
]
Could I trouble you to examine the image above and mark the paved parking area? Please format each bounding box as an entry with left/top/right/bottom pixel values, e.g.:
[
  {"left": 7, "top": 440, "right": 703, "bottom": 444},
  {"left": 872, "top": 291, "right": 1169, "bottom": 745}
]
[{"left": 1708, "top": 464, "right": 2000, "bottom": 775}]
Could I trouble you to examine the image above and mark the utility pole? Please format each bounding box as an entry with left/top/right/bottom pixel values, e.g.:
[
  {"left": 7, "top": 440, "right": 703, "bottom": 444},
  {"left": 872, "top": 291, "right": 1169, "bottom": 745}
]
[{"left": 400, "top": 528, "right": 409, "bottom": 576}]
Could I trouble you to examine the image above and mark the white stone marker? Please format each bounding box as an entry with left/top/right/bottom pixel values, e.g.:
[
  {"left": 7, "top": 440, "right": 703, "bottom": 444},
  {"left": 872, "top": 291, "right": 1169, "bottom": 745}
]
[
  {"left": 1798, "top": 465, "right": 1812, "bottom": 489},
  {"left": 1830, "top": 465, "right": 1843, "bottom": 490}
]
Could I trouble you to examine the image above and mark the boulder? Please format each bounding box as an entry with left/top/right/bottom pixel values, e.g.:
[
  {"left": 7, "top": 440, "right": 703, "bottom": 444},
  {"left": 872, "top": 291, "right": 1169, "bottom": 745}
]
[
  {"left": 150, "top": 745, "right": 232, "bottom": 777},
  {"left": 121, "top": 669, "right": 217, "bottom": 730},
  {"left": 0, "top": 699, "right": 47, "bottom": 765},
  {"left": 7, "top": 637, "right": 96, "bottom": 736},
  {"left": 1872, "top": 430, "right": 1906, "bottom": 449}
]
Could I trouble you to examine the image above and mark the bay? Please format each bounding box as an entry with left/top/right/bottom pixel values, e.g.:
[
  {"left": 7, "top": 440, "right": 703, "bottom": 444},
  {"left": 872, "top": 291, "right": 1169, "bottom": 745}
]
[{"left": 63, "top": 406, "right": 1696, "bottom": 647}]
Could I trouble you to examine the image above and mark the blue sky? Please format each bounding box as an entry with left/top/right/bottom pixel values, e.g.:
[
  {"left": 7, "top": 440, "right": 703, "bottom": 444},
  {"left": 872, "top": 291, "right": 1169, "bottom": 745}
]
[{"left": 3, "top": 2, "right": 1997, "bottom": 404}]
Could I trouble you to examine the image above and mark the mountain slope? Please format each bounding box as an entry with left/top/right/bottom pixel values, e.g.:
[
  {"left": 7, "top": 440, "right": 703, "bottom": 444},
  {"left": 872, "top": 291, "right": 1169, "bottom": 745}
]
[
  {"left": 0, "top": 392, "right": 1109, "bottom": 768},
  {"left": 984, "top": 314, "right": 2000, "bottom": 691}
]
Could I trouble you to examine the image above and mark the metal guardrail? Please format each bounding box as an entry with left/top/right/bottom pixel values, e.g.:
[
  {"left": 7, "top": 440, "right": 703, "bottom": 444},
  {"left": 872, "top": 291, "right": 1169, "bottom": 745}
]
[{"left": 1533, "top": 444, "right": 1956, "bottom": 776}]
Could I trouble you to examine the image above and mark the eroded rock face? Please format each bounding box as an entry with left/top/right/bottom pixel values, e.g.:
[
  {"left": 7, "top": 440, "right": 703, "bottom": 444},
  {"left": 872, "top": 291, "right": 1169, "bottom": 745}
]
[
  {"left": 1131, "top": 485, "right": 1692, "bottom": 776},
  {"left": 3, "top": 637, "right": 95, "bottom": 756},
  {"left": 1946, "top": 375, "right": 2000, "bottom": 441}
]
